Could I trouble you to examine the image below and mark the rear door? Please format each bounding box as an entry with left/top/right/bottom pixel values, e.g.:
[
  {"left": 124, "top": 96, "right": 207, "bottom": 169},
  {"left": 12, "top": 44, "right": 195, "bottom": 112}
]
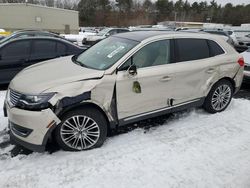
[
  {"left": 171, "top": 38, "right": 221, "bottom": 105},
  {"left": 29, "top": 39, "right": 57, "bottom": 65},
  {"left": 56, "top": 41, "right": 68, "bottom": 57},
  {"left": 0, "top": 40, "right": 31, "bottom": 84}
]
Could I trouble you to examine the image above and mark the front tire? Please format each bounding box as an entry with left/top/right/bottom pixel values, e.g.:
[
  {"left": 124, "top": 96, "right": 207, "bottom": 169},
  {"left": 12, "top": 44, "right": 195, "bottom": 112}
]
[
  {"left": 54, "top": 107, "right": 107, "bottom": 151},
  {"left": 203, "top": 80, "right": 233, "bottom": 114}
]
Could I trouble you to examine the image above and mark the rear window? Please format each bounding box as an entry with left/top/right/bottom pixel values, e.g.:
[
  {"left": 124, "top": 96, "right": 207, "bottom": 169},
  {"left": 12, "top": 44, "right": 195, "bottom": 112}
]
[
  {"left": 207, "top": 40, "right": 225, "bottom": 56},
  {"left": 175, "top": 38, "right": 210, "bottom": 62}
]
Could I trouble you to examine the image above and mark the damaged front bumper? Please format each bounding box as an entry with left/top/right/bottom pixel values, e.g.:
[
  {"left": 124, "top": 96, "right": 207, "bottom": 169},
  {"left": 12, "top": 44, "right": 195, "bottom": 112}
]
[{"left": 6, "top": 101, "right": 61, "bottom": 152}]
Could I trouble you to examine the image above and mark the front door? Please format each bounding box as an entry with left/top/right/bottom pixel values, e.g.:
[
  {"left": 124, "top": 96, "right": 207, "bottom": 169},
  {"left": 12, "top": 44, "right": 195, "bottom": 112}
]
[{"left": 116, "top": 39, "right": 175, "bottom": 121}]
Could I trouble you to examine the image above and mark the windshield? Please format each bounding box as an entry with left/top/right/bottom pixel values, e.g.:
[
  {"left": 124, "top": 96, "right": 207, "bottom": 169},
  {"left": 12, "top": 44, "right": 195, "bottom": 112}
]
[
  {"left": 97, "top": 28, "right": 110, "bottom": 36},
  {"left": 76, "top": 37, "right": 139, "bottom": 70}
]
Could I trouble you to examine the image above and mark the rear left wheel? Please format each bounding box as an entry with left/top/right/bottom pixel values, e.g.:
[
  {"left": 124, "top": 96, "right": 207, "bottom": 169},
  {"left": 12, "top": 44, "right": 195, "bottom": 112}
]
[{"left": 203, "top": 80, "right": 233, "bottom": 113}]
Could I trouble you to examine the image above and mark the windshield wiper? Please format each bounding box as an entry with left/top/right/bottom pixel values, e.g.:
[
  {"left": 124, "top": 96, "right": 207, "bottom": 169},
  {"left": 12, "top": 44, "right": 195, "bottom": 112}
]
[{"left": 72, "top": 55, "right": 87, "bottom": 67}]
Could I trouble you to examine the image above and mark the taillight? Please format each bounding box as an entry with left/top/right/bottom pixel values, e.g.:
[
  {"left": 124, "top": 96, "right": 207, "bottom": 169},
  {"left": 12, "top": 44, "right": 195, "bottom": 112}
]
[{"left": 238, "top": 57, "right": 245, "bottom": 67}]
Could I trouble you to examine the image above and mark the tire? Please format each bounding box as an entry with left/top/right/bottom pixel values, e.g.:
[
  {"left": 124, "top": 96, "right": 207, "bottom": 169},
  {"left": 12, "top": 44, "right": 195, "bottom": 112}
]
[
  {"left": 203, "top": 79, "right": 233, "bottom": 114},
  {"left": 54, "top": 107, "right": 107, "bottom": 151}
]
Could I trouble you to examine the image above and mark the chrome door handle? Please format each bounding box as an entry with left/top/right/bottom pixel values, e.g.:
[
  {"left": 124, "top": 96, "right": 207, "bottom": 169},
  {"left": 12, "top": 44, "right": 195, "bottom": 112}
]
[
  {"left": 160, "top": 76, "right": 172, "bottom": 82},
  {"left": 206, "top": 68, "right": 215, "bottom": 74}
]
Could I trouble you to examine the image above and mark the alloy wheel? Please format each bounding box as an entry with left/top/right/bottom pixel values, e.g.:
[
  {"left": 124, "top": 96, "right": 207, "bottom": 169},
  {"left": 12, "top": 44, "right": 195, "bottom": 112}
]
[
  {"left": 60, "top": 115, "right": 100, "bottom": 150},
  {"left": 211, "top": 84, "right": 232, "bottom": 111}
]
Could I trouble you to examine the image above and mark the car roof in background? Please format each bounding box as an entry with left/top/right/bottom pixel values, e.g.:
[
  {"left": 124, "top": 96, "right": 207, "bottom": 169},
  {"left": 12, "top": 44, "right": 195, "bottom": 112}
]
[
  {"left": 13, "top": 29, "right": 53, "bottom": 33},
  {"left": 113, "top": 31, "right": 217, "bottom": 42},
  {"left": 0, "top": 36, "right": 84, "bottom": 48}
]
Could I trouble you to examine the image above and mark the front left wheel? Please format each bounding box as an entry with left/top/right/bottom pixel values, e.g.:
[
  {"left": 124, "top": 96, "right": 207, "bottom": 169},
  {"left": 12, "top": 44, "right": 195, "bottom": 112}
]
[{"left": 54, "top": 107, "right": 107, "bottom": 151}]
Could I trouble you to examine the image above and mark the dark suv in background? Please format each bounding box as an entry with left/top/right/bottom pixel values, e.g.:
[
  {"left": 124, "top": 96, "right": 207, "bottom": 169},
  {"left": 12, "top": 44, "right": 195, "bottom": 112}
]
[
  {"left": 0, "top": 36, "right": 85, "bottom": 84},
  {"left": 0, "top": 30, "right": 65, "bottom": 44}
]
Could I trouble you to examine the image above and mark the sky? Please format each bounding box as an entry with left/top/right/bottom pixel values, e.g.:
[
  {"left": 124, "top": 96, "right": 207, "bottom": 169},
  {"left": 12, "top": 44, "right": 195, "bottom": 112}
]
[{"left": 150, "top": 0, "right": 250, "bottom": 5}]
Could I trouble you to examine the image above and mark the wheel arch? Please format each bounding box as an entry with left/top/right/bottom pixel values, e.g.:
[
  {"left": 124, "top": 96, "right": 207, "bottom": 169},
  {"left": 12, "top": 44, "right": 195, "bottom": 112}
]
[
  {"left": 215, "top": 77, "right": 236, "bottom": 92},
  {"left": 56, "top": 101, "right": 113, "bottom": 133},
  {"left": 206, "top": 77, "right": 236, "bottom": 96}
]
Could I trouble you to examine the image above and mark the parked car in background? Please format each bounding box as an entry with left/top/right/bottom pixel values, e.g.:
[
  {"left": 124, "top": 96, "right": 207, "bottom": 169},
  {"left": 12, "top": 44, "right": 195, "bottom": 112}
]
[
  {"left": 0, "top": 36, "right": 5, "bottom": 41},
  {"left": 61, "top": 29, "right": 97, "bottom": 46},
  {"left": 0, "top": 36, "right": 86, "bottom": 84},
  {"left": 82, "top": 28, "right": 130, "bottom": 46},
  {"left": 227, "top": 30, "right": 238, "bottom": 45},
  {"left": 175, "top": 27, "right": 202, "bottom": 32},
  {"left": 241, "top": 47, "right": 250, "bottom": 83},
  {"left": 0, "top": 30, "right": 64, "bottom": 45},
  {"left": 236, "top": 34, "right": 250, "bottom": 52},
  {"left": 202, "top": 29, "right": 235, "bottom": 46},
  {"left": 0, "top": 29, "right": 11, "bottom": 39},
  {"left": 4, "top": 31, "right": 243, "bottom": 152}
]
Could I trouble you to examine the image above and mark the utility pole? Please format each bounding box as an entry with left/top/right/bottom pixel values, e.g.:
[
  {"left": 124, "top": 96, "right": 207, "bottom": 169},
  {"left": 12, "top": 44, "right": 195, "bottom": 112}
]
[{"left": 174, "top": 11, "right": 177, "bottom": 28}]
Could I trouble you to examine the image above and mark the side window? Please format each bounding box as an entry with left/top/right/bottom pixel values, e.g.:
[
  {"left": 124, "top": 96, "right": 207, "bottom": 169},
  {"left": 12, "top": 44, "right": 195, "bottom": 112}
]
[
  {"left": 1, "top": 40, "right": 30, "bottom": 61},
  {"left": 57, "top": 42, "right": 67, "bottom": 56},
  {"left": 133, "top": 40, "right": 171, "bottom": 68},
  {"left": 108, "top": 30, "right": 118, "bottom": 36},
  {"left": 67, "top": 45, "right": 78, "bottom": 55},
  {"left": 119, "top": 58, "right": 132, "bottom": 71},
  {"left": 31, "top": 40, "right": 56, "bottom": 60},
  {"left": 118, "top": 29, "right": 128, "bottom": 33},
  {"left": 207, "top": 40, "right": 225, "bottom": 56},
  {"left": 176, "top": 38, "right": 209, "bottom": 62}
]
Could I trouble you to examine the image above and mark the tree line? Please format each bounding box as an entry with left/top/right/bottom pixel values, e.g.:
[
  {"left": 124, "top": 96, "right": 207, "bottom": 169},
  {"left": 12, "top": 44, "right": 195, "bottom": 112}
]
[
  {"left": 1, "top": 0, "right": 250, "bottom": 26},
  {"left": 78, "top": 0, "right": 250, "bottom": 27}
]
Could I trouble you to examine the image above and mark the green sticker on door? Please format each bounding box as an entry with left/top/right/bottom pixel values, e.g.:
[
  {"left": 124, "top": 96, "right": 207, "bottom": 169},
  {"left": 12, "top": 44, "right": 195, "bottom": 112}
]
[{"left": 133, "top": 81, "right": 141, "bottom": 93}]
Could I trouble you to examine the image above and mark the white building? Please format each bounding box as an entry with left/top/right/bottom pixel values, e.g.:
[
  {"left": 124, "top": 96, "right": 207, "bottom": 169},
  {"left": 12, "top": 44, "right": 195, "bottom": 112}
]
[{"left": 0, "top": 3, "right": 79, "bottom": 34}]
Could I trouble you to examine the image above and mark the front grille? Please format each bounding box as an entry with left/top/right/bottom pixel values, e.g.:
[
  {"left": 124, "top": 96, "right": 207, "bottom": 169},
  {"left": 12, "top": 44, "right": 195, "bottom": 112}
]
[{"left": 9, "top": 89, "right": 22, "bottom": 106}]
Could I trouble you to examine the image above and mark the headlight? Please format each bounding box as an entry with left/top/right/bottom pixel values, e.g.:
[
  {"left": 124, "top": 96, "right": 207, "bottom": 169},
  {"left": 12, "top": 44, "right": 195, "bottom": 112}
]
[{"left": 17, "top": 93, "right": 56, "bottom": 110}]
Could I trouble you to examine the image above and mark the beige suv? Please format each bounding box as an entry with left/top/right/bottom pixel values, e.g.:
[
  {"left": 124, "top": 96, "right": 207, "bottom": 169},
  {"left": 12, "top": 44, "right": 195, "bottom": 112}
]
[{"left": 4, "top": 31, "right": 244, "bottom": 152}]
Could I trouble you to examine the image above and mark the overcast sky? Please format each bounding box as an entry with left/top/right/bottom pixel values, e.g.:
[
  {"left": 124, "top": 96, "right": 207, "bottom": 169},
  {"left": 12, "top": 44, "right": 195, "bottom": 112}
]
[{"left": 150, "top": 0, "right": 250, "bottom": 6}]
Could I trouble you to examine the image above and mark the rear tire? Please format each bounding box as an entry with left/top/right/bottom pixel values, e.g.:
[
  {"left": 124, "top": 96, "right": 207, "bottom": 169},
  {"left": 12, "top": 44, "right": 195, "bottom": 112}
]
[
  {"left": 203, "top": 80, "right": 233, "bottom": 114},
  {"left": 54, "top": 107, "right": 107, "bottom": 151}
]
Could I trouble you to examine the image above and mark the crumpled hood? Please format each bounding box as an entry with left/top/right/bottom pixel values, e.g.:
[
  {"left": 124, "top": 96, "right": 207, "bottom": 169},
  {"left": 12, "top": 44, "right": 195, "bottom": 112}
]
[{"left": 9, "top": 56, "right": 105, "bottom": 94}]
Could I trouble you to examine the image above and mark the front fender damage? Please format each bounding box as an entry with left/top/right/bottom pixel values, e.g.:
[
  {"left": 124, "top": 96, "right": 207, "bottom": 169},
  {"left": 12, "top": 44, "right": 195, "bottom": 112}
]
[{"left": 46, "top": 77, "right": 117, "bottom": 128}]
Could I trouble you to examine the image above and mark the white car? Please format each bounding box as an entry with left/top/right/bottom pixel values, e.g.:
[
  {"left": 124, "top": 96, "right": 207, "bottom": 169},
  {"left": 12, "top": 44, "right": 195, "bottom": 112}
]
[
  {"left": 61, "top": 30, "right": 97, "bottom": 46},
  {"left": 82, "top": 28, "right": 129, "bottom": 46},
  {"left": 4, "top": 31, "right": 244, "bottom": 152},
  {"left": 241, "top": 48, "right": 250, "bottom": 82}
]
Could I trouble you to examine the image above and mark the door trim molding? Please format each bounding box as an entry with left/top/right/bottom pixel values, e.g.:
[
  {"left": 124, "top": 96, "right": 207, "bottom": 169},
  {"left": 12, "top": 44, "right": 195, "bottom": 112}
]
[{"left": 118, "top": 98, "right": 205, "bottom": 126}]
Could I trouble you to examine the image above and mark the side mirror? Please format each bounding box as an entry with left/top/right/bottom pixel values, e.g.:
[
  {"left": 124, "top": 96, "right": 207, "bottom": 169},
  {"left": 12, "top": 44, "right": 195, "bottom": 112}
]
[
  {"left": 128, "top": 64, "right": 137, "bottom": 76},
  {"left": 105, "top": 33, "right": 110, "bottom": 37}
]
